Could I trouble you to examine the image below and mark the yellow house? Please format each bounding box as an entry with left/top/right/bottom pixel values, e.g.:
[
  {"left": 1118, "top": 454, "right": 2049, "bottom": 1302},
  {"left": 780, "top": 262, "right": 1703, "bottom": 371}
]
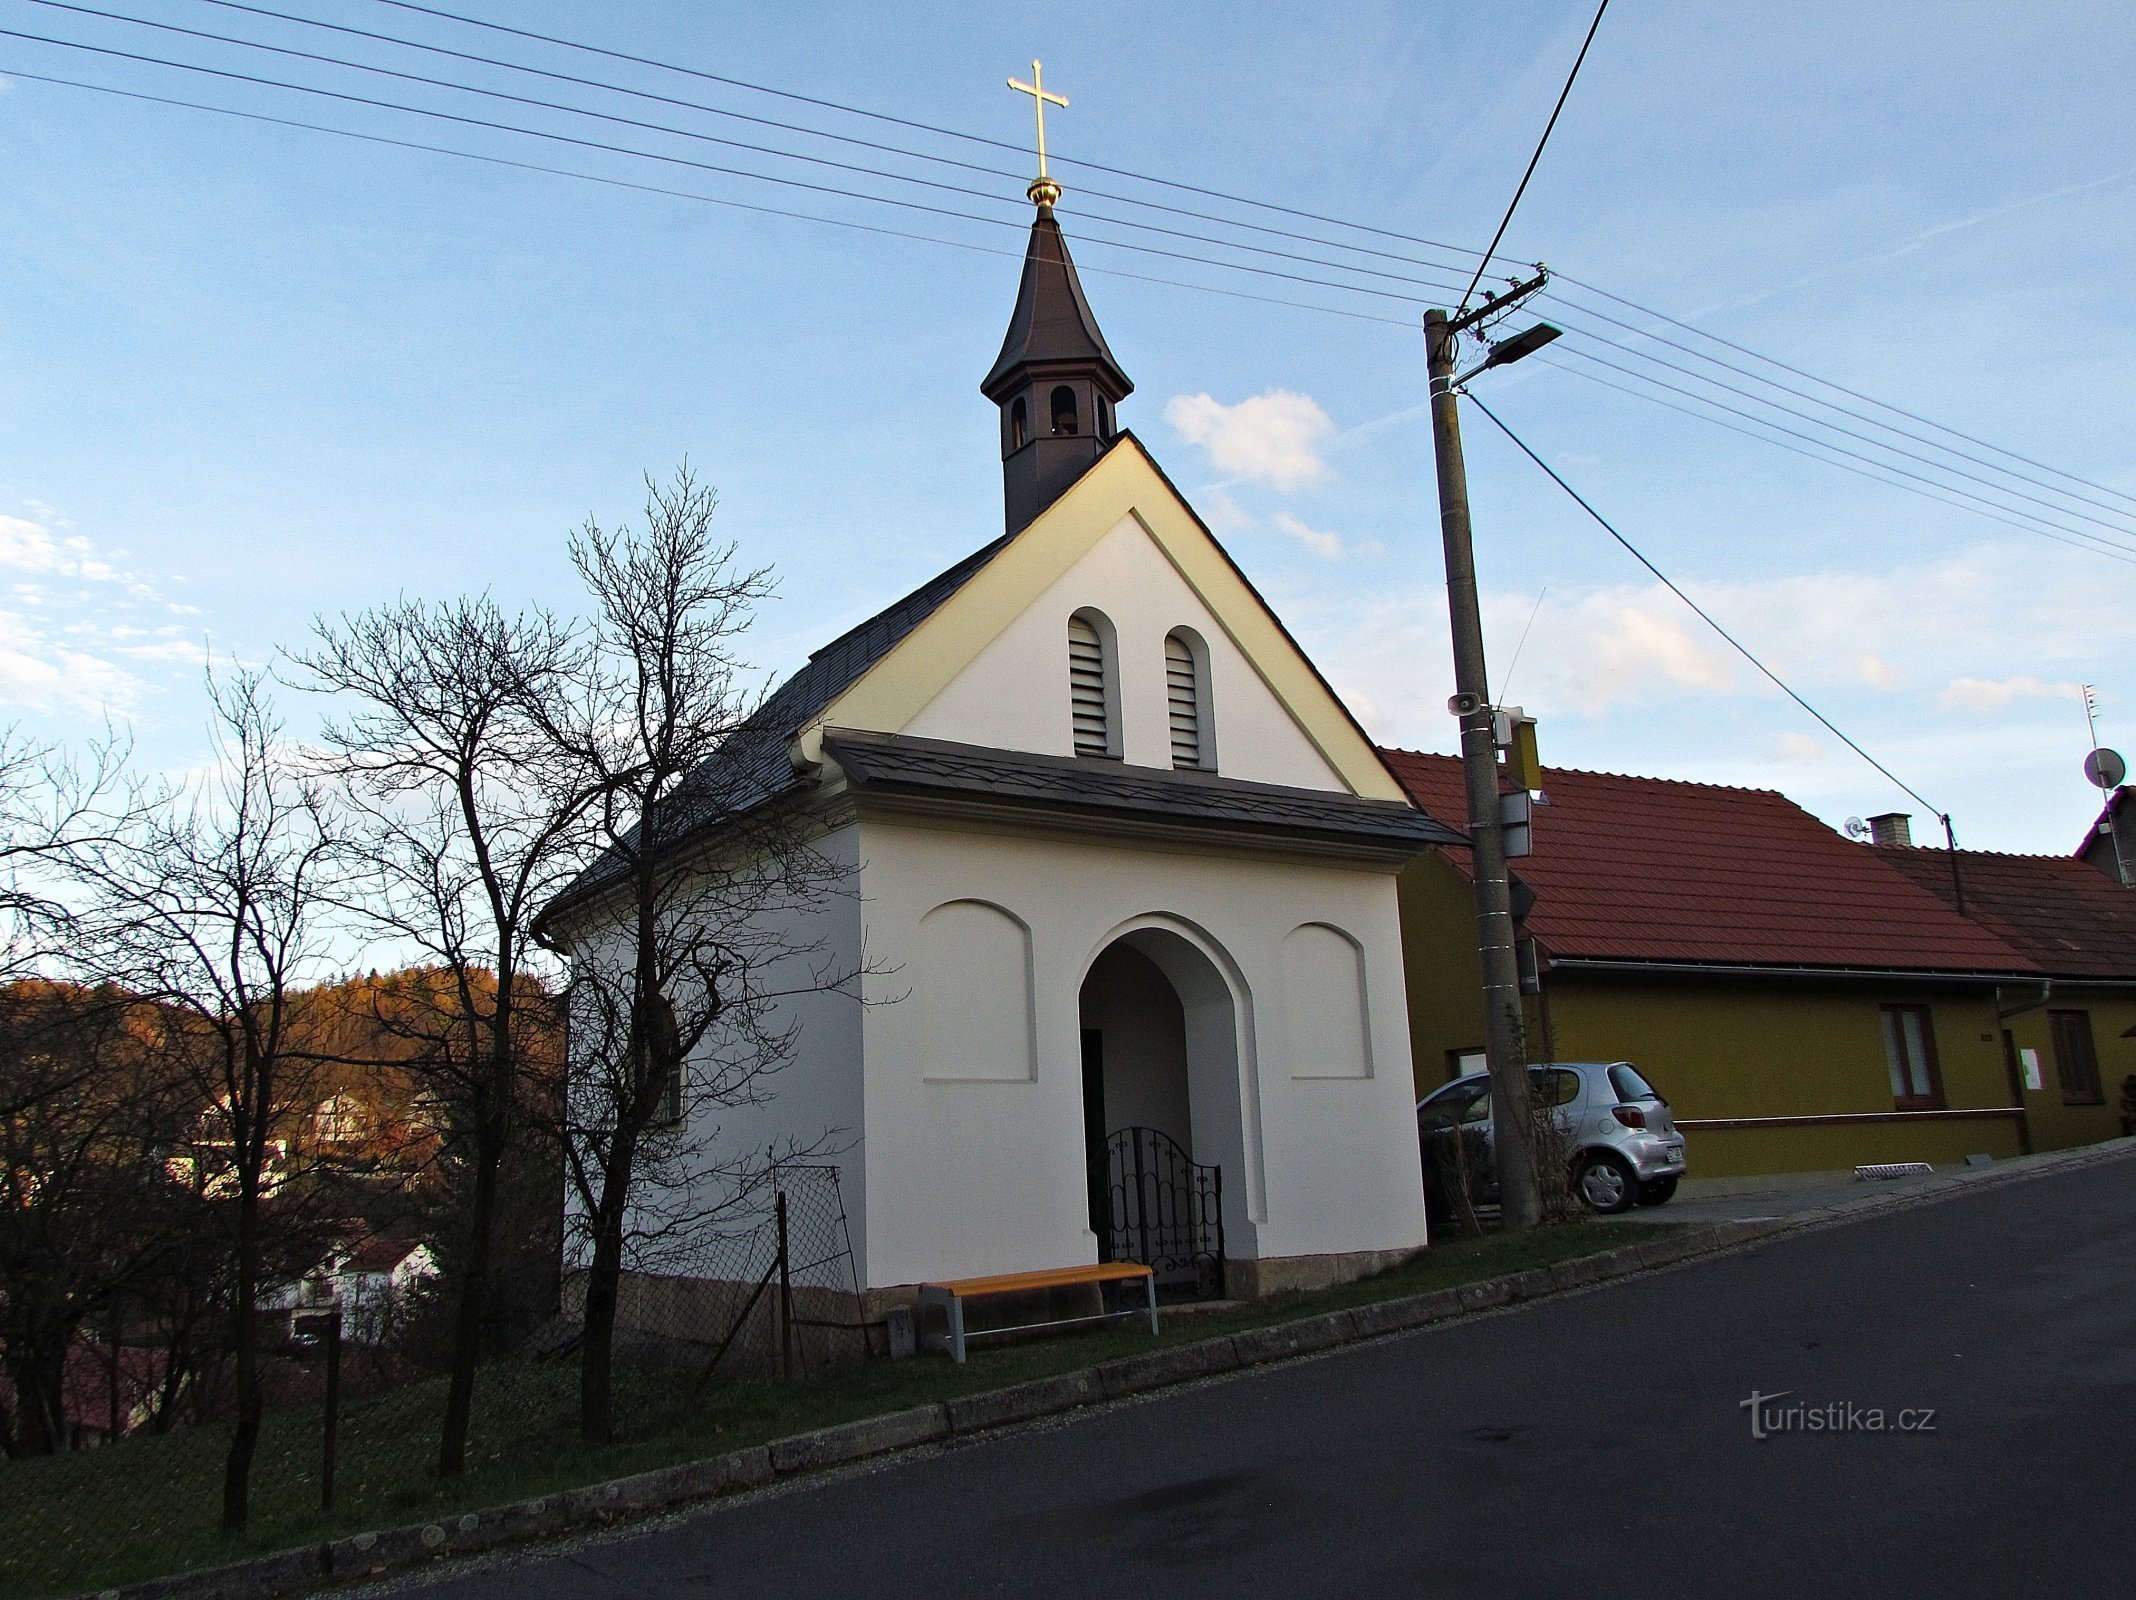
[
  {"left": 1874, "top": 837, "right": 2136, "bottom": 1155},
  {"left": 1383, "top": 751, "right": 2070, "bottom": 1178}
]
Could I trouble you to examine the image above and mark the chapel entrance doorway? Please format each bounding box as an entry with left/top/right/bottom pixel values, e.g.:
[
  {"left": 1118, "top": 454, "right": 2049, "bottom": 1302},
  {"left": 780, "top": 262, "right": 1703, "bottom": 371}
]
[{"left": 1077, "top": 928, "right": 1237, "bottom": 1299}]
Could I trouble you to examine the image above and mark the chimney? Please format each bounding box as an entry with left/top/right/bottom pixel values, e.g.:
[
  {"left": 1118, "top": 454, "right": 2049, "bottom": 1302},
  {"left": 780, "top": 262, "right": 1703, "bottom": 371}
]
[{"left": 1867, "top": 811, "right": 1912, "bottom": 848}]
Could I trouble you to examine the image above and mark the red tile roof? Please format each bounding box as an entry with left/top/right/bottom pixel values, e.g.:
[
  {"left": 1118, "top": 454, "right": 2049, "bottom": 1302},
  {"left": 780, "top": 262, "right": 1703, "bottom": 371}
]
[
  {"left": 1382, "top": 748, "right": 2035, "bottom": 975},
  {"left": 1873, "top": 846, "right": 2136, "bottom": 981}
]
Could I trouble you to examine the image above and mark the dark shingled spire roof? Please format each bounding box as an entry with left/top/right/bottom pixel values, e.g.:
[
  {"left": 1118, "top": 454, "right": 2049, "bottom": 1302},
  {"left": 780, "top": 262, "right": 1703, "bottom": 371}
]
[{"left": 980, "top": 205, "right": 1132, "bottom": 401}]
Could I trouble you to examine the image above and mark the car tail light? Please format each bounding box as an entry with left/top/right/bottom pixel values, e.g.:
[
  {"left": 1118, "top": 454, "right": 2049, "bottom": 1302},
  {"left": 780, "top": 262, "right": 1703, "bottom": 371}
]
[{"left": 1611, "top": 1104, "right": 1648, "bottom": 1129}]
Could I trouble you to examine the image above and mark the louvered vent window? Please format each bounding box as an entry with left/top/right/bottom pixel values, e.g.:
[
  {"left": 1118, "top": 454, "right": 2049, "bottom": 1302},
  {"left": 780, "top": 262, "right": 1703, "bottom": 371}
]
[
  {"left": 1068, "top": 615, "right": 1110, "bottom": 756},
  {"left": 1166, "top": 632, "right": 1205, "bottom": 769}
]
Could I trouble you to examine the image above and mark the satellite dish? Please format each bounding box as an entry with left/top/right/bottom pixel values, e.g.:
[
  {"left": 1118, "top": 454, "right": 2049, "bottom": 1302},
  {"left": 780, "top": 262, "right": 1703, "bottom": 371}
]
[
  {"left": 2086, "top": 748, "right": 2127, "bottom": 790},
  {"left": 1843, "top": 816, "right": 1870, "bottom": 840}
]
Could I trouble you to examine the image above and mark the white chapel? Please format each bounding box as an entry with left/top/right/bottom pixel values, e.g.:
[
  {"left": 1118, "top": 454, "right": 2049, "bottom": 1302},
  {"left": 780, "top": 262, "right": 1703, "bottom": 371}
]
[{"left": 616, "top": 187, "right": 1457, "bottom": 1300}]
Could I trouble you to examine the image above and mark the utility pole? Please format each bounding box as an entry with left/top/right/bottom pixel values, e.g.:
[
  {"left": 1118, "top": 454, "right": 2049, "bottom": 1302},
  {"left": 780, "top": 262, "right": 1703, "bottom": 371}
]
[{"left": 1423, "top": 273, "right": 1558, "bottom": 1232}]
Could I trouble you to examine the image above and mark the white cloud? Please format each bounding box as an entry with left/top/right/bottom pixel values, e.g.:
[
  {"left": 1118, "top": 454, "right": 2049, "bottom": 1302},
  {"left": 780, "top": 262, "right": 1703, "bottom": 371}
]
[
  {"left": 1164, "top": 389, "right": 1334, "bottom": 492},
  {"left": 1858, "top": 654, "right": 1899, "bottom": 690},
  {"left": 1199, "top": 490, "right": 1254, "bottom": 539},
  {"left": 1773, "top": 732, "right": 1826, "bottom": 763},
  {"left": 1938, "top": 674, "right": 2083, "bottom": 712},
  {"left": 1271, "top": 512, "right": 1344, "bottom": 560},
  {"left": 0, "top": 609, "right": 143, "bottom": 714},
  {"left": 0, "top": 509, "right": 199, "bottom": 717},
  {"left": 1289, "top": 542, "right": 2136, "bottom": 762}
]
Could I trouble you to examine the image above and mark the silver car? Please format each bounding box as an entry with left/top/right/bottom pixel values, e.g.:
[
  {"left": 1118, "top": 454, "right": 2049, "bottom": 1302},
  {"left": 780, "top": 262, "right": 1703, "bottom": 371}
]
[{"left": 1416, "top": 1060, "right": 1687, "bottom": 1215}]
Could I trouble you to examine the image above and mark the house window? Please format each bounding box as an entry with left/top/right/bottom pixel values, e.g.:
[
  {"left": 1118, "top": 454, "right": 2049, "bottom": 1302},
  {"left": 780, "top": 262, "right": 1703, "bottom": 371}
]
[
  {"left": 1051, "top": 384, "right": 1079, "bottom": 436},
  {"left": 1165, "top": 629, "right": 1213, "bottom": 770},
  {"left": 1067, "top": 610, "right": 1118, "bottom": 757},
  {"left": 2048, "top": 1010, "right": 2104, "bottom": 1105},
  {"left": 1880, "top": 1004, "right": 1944, "bottom": 1110},
  {"left": 1447, "top": 1047, "right": 1485, "bottom": 1081},
  {"left": 1009, "top": 396, "right": 1028, "bottom": 452}
]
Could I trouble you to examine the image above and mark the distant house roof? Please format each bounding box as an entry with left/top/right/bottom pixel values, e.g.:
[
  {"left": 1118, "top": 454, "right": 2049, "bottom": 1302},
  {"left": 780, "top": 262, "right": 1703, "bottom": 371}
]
[
  {"left": 825, "top": 729, "right": 1460, "bottom": 857},
  {"left": 1874, "top": 845, "right": 2136, "bottom": 982},
  {"left": 342, "top": 1236, "right": 430, "bottom": 1276},
  {"left": 1380, "top": 749, "right": 2035, "bottom": 977},
  {"left": 2076, "top": 785, "right": 2133, "bottom": 882}
]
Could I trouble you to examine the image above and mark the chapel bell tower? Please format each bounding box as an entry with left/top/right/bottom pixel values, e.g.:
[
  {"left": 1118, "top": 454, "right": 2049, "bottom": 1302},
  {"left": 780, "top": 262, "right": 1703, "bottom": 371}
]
[{"left": 981, "top": 63, "right": 1133, "bottom": 534}]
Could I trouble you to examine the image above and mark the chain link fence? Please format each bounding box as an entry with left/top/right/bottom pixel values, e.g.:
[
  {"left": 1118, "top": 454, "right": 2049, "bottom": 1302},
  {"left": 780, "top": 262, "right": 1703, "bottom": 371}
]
[{"left": 0, "top": 1165, "right": 867, "bottom": 1600}]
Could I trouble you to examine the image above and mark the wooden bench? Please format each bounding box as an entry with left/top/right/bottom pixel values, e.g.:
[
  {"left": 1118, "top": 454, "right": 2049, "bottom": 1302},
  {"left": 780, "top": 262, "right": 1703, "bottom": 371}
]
[{"left": 915, "top": 1261, "right": 1158, "bottom": 1363}]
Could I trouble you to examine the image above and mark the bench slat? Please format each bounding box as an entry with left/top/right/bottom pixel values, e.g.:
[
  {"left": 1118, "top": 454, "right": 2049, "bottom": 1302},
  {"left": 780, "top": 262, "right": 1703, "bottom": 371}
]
[{"left": 926, "top": 1261, "right": 1152, "bottom": 1298}]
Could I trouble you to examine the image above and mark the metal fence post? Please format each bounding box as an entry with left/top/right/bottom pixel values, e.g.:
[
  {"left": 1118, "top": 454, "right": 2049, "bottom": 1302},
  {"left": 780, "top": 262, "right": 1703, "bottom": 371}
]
[
  {"left": 321, "top": 1307, "right": 342, "bottom": 1513},
  {"left": 776, "top": 1190, "right": 794, "bottom": 1382}
]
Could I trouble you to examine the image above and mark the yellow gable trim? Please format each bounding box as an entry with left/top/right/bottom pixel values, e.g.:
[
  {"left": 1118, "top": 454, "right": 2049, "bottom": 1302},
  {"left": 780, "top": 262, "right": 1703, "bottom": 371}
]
[{"left": 810, "top": 437, "right": 1406, "bottom": 803}]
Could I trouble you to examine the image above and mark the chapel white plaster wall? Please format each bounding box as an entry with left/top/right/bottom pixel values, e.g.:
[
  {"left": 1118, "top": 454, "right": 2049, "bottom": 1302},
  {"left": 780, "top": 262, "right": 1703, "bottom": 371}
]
[
  {"left": 561, "top": 823, "right": 872, "bottom": 1285},
  {"left": 899, "top": 514, "right": 1348, "bottom": 791},
  {"left": 854, "top": 818, "right": 1426, "bottom": 1288}
]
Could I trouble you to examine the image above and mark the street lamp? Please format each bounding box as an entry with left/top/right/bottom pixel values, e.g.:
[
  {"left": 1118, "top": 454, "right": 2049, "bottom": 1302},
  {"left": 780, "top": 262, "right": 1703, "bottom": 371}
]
[{"left": 1451, "top": 322, "right": 1563, "bottom": 387}]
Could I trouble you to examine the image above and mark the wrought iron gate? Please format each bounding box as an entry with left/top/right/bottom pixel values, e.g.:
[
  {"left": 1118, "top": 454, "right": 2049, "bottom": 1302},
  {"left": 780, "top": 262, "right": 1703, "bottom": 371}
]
[{"left": 1099, "top": 1126, "right": 1227, "bottom": 1300}]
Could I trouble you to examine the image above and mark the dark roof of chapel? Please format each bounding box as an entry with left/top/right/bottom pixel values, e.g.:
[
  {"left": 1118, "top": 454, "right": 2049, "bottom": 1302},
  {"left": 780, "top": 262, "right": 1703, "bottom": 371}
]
[
  {"left": 825, "top": 728, "right": 1460, "bottom": 855},
  {"left": 980, "top": 205, "right": 1132, "bottom": 400}
]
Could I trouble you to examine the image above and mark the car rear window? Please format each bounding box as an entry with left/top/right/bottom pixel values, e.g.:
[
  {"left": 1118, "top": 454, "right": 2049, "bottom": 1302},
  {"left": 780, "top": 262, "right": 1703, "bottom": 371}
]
[{"left": 1609, "top": 1062, "right": 1661, "bottom": 1102}]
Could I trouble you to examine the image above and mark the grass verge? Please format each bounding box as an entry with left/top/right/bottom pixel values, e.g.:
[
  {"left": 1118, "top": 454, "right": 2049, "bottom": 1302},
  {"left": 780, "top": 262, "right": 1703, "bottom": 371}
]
[{"left": 0, "top": 1220, "right": 1662, "bottom": 1600}]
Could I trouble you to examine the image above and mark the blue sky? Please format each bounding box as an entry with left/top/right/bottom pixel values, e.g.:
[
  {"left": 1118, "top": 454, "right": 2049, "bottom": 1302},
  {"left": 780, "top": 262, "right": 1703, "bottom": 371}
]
[{"left": 1, "top": 0, "right": 2131, "bottom": 853}]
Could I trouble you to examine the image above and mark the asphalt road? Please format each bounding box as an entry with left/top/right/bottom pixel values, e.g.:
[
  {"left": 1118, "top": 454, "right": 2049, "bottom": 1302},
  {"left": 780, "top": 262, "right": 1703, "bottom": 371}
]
[{"left": 398, "top": 1154, "right": 2136, "bottom": 1600}]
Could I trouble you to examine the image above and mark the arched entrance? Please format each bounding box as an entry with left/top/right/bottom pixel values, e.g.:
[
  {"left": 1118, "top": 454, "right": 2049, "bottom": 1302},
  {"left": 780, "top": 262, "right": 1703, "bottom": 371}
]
[{"left": 1077, "top": 923, "right": 1249, "bottom": 1298}]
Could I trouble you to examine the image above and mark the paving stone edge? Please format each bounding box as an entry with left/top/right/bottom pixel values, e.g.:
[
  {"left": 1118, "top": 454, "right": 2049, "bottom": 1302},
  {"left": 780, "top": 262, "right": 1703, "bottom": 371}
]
[{"left": 90, "top": 1136, "right": 2135, "bottom": 1600}]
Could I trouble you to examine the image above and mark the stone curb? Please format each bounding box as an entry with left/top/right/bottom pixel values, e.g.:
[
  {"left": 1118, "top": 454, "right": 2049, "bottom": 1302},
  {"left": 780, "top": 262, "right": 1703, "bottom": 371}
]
[{"left": 88, "top": 1138, "right": 2136, "bottom": 1600}]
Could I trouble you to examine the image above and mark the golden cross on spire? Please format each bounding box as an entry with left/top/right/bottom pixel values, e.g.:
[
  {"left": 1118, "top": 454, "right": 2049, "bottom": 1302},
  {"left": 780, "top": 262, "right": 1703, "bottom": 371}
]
[{"left": 1007, "top": 59, "right": 1068, "bottom": 207}]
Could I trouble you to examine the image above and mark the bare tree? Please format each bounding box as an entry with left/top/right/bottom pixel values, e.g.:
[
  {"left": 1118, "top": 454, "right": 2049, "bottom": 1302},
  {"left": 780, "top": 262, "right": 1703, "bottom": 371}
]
[
  {"left": 531, "top": 470, "right": 851, "bottom": 1445},
  {"left": 0, "top": 726, "right": 141, "bottom": 1009},
  {"left": 295, "top": 598, "right": 583, "bottom": 1477},
  {"left": 0, "top": 982, "right": 197, "bottom": 1456},
  {"left": 67, "top": 669, "right": 341, "bottom": 1533}
]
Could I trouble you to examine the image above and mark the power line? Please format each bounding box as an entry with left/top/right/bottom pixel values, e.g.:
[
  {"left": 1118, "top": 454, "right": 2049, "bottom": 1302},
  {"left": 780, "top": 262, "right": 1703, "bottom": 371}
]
[
  {"left": 134, "top": 2, "right": 2135, "bottom": 546},
  {"left": 1553, "top": 268, "right": 2136, "bottom": 515},
  {"left": 1540, "top": 328, "right": 2136, "bottom": 546},
  {"left": 0, "top": 66, "right": 1416, "bottom": 330},
  {"left": 1552, "top": 344, "right": 2136, "bottom": 562},
  {"left": 1457, "top": 0, "right": 1609, "bottom": 312},
  {"left": 1538, "top": 283, "right": 2136, "bottom": 530},
  {"left": 36, "top": 0, "right": 1490, "bottom": 311},
  {"left": 0, "top": 21, "right": 1493, "bottom": 316},
  {"left": 1464, "top": 390, "right": 1951, "bottom": 821},
  {"left": 9, "top": 5, "right": 2132, "bottom": 563},
  {"left": 365, "top": 0, "right": 2136, "bottom": 529},
  {"left": 1537, "top": 354, "right": 2136, "bottom": 566}
]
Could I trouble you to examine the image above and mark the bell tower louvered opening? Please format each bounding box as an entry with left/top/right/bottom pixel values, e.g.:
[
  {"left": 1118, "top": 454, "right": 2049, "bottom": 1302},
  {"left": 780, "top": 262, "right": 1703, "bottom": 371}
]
[
  {"left": 1068, "top": 611, "right": 1116, "bottom": 758},
  {"left": 1165, "top": 628, "right": 1213, "bottom": 770}
]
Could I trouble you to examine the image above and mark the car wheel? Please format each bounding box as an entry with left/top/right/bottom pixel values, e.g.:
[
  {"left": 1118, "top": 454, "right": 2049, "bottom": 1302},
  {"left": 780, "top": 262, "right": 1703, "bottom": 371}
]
[
  {"left": 1636, "top": 1175, "right": 1679, "bottom": 1207},
  {"left": 1574, "top": 1152, "right": 1638, "bottom": 1214}
]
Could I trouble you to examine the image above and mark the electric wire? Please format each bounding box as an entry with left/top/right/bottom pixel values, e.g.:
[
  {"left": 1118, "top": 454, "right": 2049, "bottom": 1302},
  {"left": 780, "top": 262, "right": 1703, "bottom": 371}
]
[
  {"left": 24, "top": 2, "right": 1490, "bottom": 306},
  {"left": 1537, "top": 284, "right": 2136, "bottom": 530},
  {"left": 1534, "top": 355, "right": 2136, "bottom": 566},
  {"left": 26, "top": 0, "right": 2128, "bottom": 542},
  {"left": 0, "top": 65, "right": 1416, "bottom": 329},
  {"left": 1550, "top": 345, "right": 2136, "bottom": 561},
  {"left": 1537, "top": 324, "right": 2136, "bottom": 544},
  {"left": 1457, "top": 0, "right": 1608, "bottom": 312},
  {"left": 368, "top": 0, "right": 2136, "bottom": 523},
  {"left": 1552, "top": 268, "right": 2136, "bottom": 514},
  {"left": 1464, "top": 391, "right": 1953, "bottom": 821},
  {"left": 0, "top": 24, "right": 1479, "bottom": 310},
  {"left": 6, "top": 7, "right": 2131, "bottom": 561}
]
